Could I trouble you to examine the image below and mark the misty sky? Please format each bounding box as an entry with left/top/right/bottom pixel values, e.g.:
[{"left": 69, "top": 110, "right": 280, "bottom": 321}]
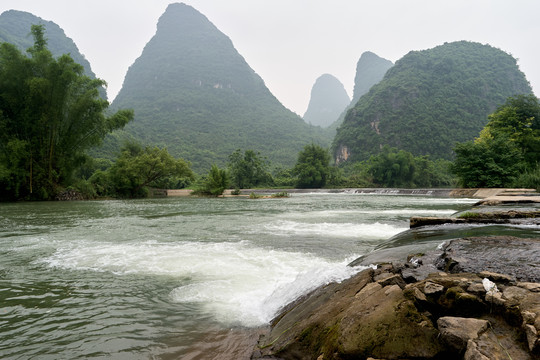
[{"left": 1, "top": 0, "right": 539, "bottom": 116}]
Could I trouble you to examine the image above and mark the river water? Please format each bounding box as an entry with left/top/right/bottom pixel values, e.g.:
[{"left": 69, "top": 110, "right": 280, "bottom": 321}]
[{"left": 0, "top": 193, "right": 479, "bottom": 359}]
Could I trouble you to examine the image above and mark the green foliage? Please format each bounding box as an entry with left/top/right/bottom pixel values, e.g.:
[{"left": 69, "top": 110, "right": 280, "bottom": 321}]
[
  {"left": 335, "top": 149, "right": 455, "bottom": 188},
  {"left": 106, "top": 142, "right": 194, "bottom": 198},
  {"left": 0, "top": 10, "right": 101, "bottom": 89},
  {"left": 271, "top": 166, "right": 296, "bottom": 188},
  {"left": 480, "top": 94, "right": 540, "bottom": 167},
  {"left": 451, "top": 138, "right": 524, "bottom": 188},
  {"left": 249, "top": 192, "right": 262, "bottom": 199},
  {"left": 367, "top": 146, "right": 416, "bottom": 187},
  {"left": 452, "top": 95, "right": 540, "bottom": 188},
  {"left": 192, "top": 164, "right": 229, "bottom": 196},
  {"left": 271, "top": 191, "right": 290, "bottom": 198},
  {"left": 512, "top": 165, "right": 540, "bottom": 191},
  {"left": 0, "top": 25, "right": 133, "bottom": 200},
  {"left": 333, "top": 41, "right": 533, "bottom": 163},
  {"left": 227, "top": 149, "right": 272, "bottom": 189},
  {"left": 294, "top": 144, "right": 331, "bottom": 188},
  {"left": 458, "top": 212, "right": 482, "bottom": 219}
]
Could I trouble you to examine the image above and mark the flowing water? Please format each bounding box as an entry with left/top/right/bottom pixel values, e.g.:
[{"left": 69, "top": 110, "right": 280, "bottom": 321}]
[{"left": 0, "top": 193, "right": 481, "bottom": 359}]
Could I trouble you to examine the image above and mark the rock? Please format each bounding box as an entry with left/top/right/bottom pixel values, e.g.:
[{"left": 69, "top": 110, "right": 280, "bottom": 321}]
[
  {"left": 256, "top": 268, "right": 443, "bottom": 359},
  {"left": 479, "top": 270, "right": 516, "bottom": 284},
  {"left": 485, "top": 291, "right": 506, "bottom": 306},
  {"left": 424, "top": 281, "right": 444, "bottom": 295},
  {"left": 519, "top": 282, "right": 540, "bottom": 292},
  {"left": 437, "top": 236, "right": 540, "bottom": 283},
  {"left": 355, "top": 282, "right": 382, "bottom": 301},
  {"left": 437, "top": 316, "right": 489, "bottom": 351},
  {"left": 522, "top": 311, "right": 536, "bottom": 324},
  {"left": 463, "top": 339, "right": 490, "bottom": 360},
  {"left": 376, "top": 273, "right": 406, "bottom": 289},
  {"left": 254, "top": 263, "right": 540, "bottom": 360},
  {"left": 524, "top": 324, "right": 538, "bottom": 352}
]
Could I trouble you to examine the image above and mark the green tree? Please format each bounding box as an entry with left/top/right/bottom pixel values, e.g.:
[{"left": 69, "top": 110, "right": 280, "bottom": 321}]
[
  {"left": 193, "top": 164, "right": 229, "bottom": 196},
  {"left": 227, "top": 149, "right": 272, "bottom": 189},
  {"left": 293, "top": 144, "right": 331, "bottom": 188},
  {"left": 479, "top": 94, "right": 540, "bottom": 167},
  {"left": 0, "top": 25, "right": 133, "bottom": 200},
  {"left": 107, "top": 142, "right": 193, "bottom": 198},
  {"left": 451, "top": 138, "right": 523, "bottom": 188},
  {"left": 452, "top": 94, "right": 540, "bottom": 188},
  {"left": 367, "top": 146, "right": 416, "bottom": 187}
]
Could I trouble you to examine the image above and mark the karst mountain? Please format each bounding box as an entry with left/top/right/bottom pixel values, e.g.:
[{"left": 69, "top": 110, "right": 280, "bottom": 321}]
[
  {"left": 0, "top": 10, "right": 100, "bottom": 92},
  {"left": 109, "top": 3, "right": 331, "bottom": 172},
  {"left": 330, "top": 51, "right": 394, "bottom": 130},
  {"left": 303, "top": 74, "right": 350, "bottom": 128},
  {"left": 333, "top": 41, "right": 532, "bottom": 163}
]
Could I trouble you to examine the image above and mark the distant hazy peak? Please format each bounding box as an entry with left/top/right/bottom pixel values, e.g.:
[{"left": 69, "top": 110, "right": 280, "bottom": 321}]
[
  {"left": 353, "top": 51, "right": 393, "bottom": 102},
  {"left": 0, "top": 9, "right": 101, "bottom": 96},
  {"left": 303, "top": 73, "right": 350, "bottom": 128}
]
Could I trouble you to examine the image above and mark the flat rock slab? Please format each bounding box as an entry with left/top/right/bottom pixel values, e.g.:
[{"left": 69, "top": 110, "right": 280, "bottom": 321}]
[
  {"left": 438, "top": 236, "right": 540, "bottom": 283},
  {"left": 437, "top": 316, "right": 489, "bottom": 351}
]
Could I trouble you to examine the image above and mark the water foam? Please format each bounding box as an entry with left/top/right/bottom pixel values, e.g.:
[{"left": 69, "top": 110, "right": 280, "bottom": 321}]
[
  {"left": 41, "top": 240, "right": 365, "bottom": 327},
  {"left": 262, "top": 220, "right": 405, "bottom": 239}
]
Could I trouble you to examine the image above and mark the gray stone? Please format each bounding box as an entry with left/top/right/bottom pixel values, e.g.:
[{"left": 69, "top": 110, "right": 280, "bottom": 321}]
[
  {"left": 437, "top": 316, "right": 489, "bottom": 351},
  {"left": 518, "top": 282, "right": 540, "bottom": 292},
  {"left": 524, "top": 324, "right": 538, "bottom": 352},
  {"left": 377, "top": 274, "right": 406, "bottom": 289},
  {"left": 485, "top": 291, "right": 506, "bottom": 306},
  {"left": 355, "top": 282, "right": 382, "bottom": 301},
  {"left": 464, "top": 339, "right": 490, "bottom": 360},
  {"left": 424, "top": 281, "right": 444, "bottom": 295},
  {"left": 522, "top": 310, "right": 536, "bottom": 325},
  {"left": 479, "top": 270, "right": 516, "bottom": 284},
  {"left": 467, "top": 282, "right": 486, "bottom": 294}
]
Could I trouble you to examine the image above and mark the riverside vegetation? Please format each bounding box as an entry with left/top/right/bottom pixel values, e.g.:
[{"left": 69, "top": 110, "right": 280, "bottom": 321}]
[{"left": 1, "top": 4, "right": 539, "bottom": 201}]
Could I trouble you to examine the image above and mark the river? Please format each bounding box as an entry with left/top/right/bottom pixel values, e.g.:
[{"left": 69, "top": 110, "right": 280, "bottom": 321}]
[{"left": 0, "top": 192, "right": 479, "bottom": 359}]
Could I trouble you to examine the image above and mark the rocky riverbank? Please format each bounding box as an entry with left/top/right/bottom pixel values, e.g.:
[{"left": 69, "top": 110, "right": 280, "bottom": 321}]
[
  {"left": 252, "top": 190, "right": 540, "bottom": 359},
  {"left": 254, "top": 243, "right": 539, "bottom": 359}
]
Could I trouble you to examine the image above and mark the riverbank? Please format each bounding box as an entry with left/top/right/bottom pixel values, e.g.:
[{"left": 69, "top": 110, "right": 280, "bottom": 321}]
[
  {"left": 251, "top": 190, "right": 540, "bottom": 359},
  {"left": 164, "top": 187, "right": 537, "bottom": 198}
]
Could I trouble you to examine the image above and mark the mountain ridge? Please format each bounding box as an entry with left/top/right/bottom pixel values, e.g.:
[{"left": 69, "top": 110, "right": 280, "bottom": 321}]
[
  {"left": 333, "top": 41, "right": 533, "bottom": 163},
  {"left": 0, "top": 10, "right": 100, "bottom": 94},
  {"left": 109, "top": 3, "right": 331, "bottom": 172}
]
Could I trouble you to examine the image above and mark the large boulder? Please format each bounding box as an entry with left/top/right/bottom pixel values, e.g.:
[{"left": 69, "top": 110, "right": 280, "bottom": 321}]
[{"left": 254, "top": 264, "right": 539, "bottom": 359}]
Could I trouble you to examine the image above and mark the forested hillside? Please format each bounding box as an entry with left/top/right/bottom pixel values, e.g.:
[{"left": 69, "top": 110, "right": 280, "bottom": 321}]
[
  {"left": 303, "top": 74, "right": 350, "bottom": 128},
  {"left": 0, "top": 10, "right": 99, "bottom": 91},
  {"left": 108, "top": 3, "right": 331, "bottom": 172},
  {"left": 333, "top": 41, "right": 532, "bottom": 163},
  {"left": 330, "top": 51, "right": 393, "bottom": 130}
]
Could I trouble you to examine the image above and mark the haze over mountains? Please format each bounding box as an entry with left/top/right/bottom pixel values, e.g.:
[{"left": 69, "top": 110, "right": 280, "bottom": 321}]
[
  {"left": 330, "top": 51, "right": 394, "bottom": 130},
  {"left": 0, "top": 4, "right": 535, "bottom": 174},
  {"left": 303, "top": 74, "right": 350, "bottom": 128},
  {"left": 0, "top": 10, "right": 98, "bottom": 88}
]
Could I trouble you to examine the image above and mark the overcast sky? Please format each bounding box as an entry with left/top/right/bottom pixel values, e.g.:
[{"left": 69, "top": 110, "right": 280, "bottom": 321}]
[{"left": 1, "top": 0, "right": 539, "bottom": 115}]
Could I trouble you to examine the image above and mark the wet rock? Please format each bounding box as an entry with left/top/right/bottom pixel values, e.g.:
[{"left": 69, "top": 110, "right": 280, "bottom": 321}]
[
  {"left": 55, "top": 188, "right": 84, "bottom": 201},
  {"left": 437, "top": 316, "right": 488, "bottom": 351},
  {"left": 437, "top": 236, "right": 540, "bottom": 283}
]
